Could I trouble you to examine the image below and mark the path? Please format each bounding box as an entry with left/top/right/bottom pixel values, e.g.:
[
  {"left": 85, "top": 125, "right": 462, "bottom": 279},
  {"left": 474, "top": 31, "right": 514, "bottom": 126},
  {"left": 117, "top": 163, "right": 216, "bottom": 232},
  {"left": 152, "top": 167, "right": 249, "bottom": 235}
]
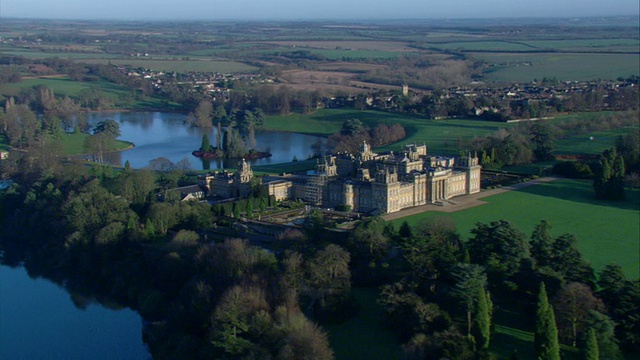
[{"left": 382, "top": 177, "right": 559, "bottom": 221}]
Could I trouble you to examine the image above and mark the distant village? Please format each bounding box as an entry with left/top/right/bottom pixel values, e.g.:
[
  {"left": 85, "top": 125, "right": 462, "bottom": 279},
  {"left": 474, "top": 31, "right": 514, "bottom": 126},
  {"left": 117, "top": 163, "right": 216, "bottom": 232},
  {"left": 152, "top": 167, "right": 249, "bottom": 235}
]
[{"left": 121, "top": 64, "right": 638, "bottom": 119}]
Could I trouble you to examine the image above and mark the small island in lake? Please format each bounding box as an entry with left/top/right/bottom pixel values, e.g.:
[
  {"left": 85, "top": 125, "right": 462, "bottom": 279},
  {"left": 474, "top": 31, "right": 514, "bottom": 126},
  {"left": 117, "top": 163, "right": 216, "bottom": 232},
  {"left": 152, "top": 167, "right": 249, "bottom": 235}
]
[{"left": 192, "top": 132, "right": 271, "bottom": 160}]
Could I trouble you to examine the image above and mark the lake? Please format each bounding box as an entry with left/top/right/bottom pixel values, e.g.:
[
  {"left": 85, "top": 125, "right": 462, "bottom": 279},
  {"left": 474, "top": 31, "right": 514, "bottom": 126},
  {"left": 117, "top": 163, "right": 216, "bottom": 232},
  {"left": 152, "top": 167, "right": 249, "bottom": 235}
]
[
  {"left": 87, "top": 112, "right": 325, "bottom": 170},
  {"left": 0, "top": 264, "right": 150, "bottom": 360}
]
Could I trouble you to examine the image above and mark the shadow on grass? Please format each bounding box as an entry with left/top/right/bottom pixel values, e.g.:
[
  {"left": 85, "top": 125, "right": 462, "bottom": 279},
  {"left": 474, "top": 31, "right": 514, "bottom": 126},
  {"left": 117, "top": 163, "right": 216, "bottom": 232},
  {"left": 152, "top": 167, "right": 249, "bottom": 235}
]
[
  {"left": 325, "top": 288, "right": 402, "bottom": 360},
  {"left": 513, "top": 178, "right": 640, "bottom": 211}
]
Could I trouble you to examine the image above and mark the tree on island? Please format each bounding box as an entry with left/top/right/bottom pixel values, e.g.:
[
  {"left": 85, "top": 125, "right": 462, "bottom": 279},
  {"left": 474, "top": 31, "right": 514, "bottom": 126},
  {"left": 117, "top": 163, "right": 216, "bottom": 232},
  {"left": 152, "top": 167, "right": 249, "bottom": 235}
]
[{"left": 201, "top": 133, "right": 211, "bottom": 152}]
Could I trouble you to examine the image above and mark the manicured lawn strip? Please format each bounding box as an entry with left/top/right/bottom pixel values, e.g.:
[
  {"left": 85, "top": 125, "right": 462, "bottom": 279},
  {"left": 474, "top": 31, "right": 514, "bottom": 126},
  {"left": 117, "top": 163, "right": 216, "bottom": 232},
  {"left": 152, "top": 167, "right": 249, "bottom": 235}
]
[
  {"left": 325, "top": 288, "right": 402, "bottom": 360},
  {"left": 390, "top": 179, "right": 640, "bottom": 279},
  {"left": 252, "top": 159, "right": 317, "bottom": 175}
]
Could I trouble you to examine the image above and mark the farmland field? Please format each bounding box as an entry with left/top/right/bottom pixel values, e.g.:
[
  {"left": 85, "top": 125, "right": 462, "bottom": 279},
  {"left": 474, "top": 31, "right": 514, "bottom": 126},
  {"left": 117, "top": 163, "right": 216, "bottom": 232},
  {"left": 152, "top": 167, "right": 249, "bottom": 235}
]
[
  {"left": 473, "top": 52, "right": 640, "bottom": 82},
  {"left": 72, "top": 58, "right": 258, "bottom": 73},
  {"left": 390, "top": 179, "right": 640, "bottom": 279}
]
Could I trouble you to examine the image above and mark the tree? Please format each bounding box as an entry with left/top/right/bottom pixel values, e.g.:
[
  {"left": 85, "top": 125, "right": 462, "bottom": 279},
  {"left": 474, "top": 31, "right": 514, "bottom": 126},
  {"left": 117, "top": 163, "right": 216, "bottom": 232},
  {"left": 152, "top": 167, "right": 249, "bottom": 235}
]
[
  {"left": 147, "top": 202, "right": 178, "bottom": 235},
  {"left": 93, "top": 119, "right": 120, "bottom": 138},
  {"left": 549, "top": 234, "right": 595, "bottom": 287},
  {"left": 473, "top": 286, "right": 491, "bottom": 351},
  {"left": 615, "top": 132, "right": 640, "bottom": 174},
  {"left": 535, "top": 283, "right": 561, "bottom": 360},
  {"left": 349, "top": 216, "right": 390, "bottom": 259},
  {"left": 530, "top": 220, "right": 554, "bottom": 267},
  {"left": 597, "top": 264, "right": 640, "bottom": 352},
  {"left": 584, "top": 328, "right": 599, "bottom": 360},
  {"left": 583, "top": 310, "right": 621, "bottom": 359},
  {"left": 193, "top": 99, "right": 213, "bottom": 128},
  {"left": 593, "top": 148, "right": 625, "bottom": 200},
  {"left": 307, "top": 244, "right": 351, "bottom": 308},
  {"left": 530, "top": 122, "right": 555, "bottom": 161},
  {"left": 553, "top": 282, "right": 604, "bottom": 346},
  {"left": 340, "top": 118, "right": 365, "bottom": 136},
  {"left": 450, "top": 263, "right": 487, "bottom": 336},
  {"left": 201, "top": 133, "right": 211, "bottom": 152},
  {"left": 467, "top": 220, "right": 530, "bottom": 291}
]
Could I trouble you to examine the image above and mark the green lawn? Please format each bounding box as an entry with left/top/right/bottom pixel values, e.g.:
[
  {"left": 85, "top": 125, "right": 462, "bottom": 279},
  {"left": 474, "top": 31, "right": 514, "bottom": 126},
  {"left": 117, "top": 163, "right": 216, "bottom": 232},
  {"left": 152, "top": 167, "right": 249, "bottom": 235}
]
[
  {"left": 265, "top": 109, "right": 511, "bottom": 156},
  {"left": 0, "top": 76, "right": 169, "bottom": 110},
  {"left": 252, "top": 159, "right": 317, "bottom": 175},
  {"left": 390, "top": 179, "right": 640, "bottom": 279},
  {"left": 555, "top": 127, "right": 637, "bottom": 155},
  {"left": 325, "top": 288, "right": 402, "bottom": 360},
  {"left": 60, "top": 133, "right": 132, "bottom": 156}
]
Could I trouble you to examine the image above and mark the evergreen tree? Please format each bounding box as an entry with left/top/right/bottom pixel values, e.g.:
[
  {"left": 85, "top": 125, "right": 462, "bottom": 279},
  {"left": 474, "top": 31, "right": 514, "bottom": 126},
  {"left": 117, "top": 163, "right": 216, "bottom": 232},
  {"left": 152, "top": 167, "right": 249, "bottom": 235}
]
[
  {"left": 530, "top": 220, "right": 554, "bottom": 267},
  {"left": 201, "top": 133, "right": 211, "bottom": 152},
  {"left": 535, "top": 283, "right": 561, "bottom": 360},
  {"left": 473, "top": 286, "right": 491, "bottom": 351},
  {"left": 593, "top": 148, "right": 625, "bottom": 200},
  {"left": 399, "top": 221, "right": 413, "bottom": 239},
  {"left": 245, "top": 200, "right": 253, "bottom": 218},
  {"left": 584, "top": 328, "right": 599, "bottom": 360}
]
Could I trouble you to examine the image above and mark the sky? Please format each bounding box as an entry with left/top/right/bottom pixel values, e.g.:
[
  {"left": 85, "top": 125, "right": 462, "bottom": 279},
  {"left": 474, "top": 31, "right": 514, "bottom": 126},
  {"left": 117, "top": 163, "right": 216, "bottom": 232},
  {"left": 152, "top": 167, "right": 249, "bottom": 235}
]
[{"left": 1, "top": 0, "right": 638, "bottom": 20}]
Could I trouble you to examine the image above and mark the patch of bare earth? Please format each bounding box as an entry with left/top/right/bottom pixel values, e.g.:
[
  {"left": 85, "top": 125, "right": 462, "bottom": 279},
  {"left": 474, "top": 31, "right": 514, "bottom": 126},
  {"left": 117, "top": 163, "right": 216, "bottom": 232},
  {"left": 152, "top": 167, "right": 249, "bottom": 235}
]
[{"left": 278, "top": 69, "right": 401, "bottom": 93}]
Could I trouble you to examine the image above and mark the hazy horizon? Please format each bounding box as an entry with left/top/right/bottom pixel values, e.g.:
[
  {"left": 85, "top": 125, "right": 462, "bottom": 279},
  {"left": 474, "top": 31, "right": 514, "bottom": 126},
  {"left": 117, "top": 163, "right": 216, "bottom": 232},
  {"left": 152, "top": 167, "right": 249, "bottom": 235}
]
[{"left": 1, "top": 0, "right": 639, "bottom": 21}]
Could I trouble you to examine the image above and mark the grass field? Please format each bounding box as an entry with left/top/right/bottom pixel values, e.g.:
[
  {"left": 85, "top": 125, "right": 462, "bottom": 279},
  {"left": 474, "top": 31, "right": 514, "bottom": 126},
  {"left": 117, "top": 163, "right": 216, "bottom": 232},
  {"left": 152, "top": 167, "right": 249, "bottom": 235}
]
[
  {"left": 390, "top": 179, "right": 640, "bottom": 279},
  {"left": 431, "top": 41, "right": 537, "bottom": 52},
  {"left": 0, "top": 76, "right": 169, "bottom": 110},
  {"left": 326, "top": 288, "right": 402, "bottom": 360},
  {"left": 473, "top": 53, "right": 640, "bottom": 82},
  {"left": 265, "top": 109, "right": 510, "bottom": 156},
  {"left": 252, "top": 159, "right": 317, "bottom": 175},
  {"left": 555, "top": 127, "right": 636, "bottom": 155},
  {"left": 60, "top": 133, "right": 132, "bottom": 155}
]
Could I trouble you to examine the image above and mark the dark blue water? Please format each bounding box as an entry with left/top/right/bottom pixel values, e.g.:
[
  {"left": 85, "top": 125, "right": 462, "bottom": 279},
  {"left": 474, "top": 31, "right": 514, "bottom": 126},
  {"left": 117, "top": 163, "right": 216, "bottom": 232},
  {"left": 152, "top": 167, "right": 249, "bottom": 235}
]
[
  {"left": 87, "top": 112, "right": 325, "bottom": 170},
  {"left": 0, "top": 264, "right": 150, "bottom": 360}
]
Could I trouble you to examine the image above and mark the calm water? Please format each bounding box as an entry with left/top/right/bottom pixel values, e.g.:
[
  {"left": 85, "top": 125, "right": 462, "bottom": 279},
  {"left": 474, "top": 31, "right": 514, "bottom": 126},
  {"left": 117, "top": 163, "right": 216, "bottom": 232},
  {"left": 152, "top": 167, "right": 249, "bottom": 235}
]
[
  {"left": 87, "top": 112, "right": 325, "bottom": 170},
  {"left": 0, "top": 264, "right": 150, "bottom": 360}
]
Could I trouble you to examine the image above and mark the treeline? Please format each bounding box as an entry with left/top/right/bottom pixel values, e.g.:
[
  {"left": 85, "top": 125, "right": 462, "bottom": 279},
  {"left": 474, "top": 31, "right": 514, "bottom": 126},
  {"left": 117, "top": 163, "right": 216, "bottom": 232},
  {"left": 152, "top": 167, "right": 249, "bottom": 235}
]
[
  {"left": 0, "top": 165, "right": 342, "bottom": 358},
  {"left": 350, "top": 216, "right": 640, "bottom": 358},
  {"left": 464, "top": 111, "right": 639, "bottom": 172},
  {"left": 1, "top": 161, "right": 639, "bottom": 358},
  {"left": 326, "top": 118, "right": 407, "bottom": 154},
  {"left": 359, "top": 55, "right": 482, "bottom": 89}
]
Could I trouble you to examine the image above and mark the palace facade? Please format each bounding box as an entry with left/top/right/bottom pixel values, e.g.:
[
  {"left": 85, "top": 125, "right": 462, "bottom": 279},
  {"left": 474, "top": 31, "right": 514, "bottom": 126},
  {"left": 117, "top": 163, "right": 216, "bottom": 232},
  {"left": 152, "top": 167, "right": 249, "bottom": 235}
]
[{"left": 199, "top": 143, "right": 481, "bottom": 214}]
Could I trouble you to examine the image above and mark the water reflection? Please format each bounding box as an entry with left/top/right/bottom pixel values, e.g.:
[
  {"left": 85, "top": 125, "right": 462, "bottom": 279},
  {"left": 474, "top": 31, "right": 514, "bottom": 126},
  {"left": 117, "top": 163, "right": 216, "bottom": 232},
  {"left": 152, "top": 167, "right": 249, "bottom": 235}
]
[
  {"left": 88, "top": 112, "right": 325, "bottom": 170},
  {"left": 0, "top": 264, "right": 150, "bottom": 360}
]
